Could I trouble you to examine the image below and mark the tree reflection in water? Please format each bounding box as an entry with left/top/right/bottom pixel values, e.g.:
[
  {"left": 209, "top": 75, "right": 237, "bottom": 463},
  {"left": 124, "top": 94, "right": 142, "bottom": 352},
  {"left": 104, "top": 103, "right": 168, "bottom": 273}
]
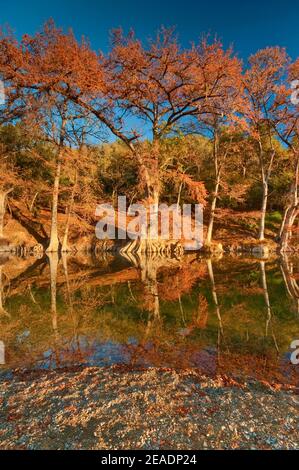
[{"left": 0, "top": 252, "right": 298, "bottom": 386}]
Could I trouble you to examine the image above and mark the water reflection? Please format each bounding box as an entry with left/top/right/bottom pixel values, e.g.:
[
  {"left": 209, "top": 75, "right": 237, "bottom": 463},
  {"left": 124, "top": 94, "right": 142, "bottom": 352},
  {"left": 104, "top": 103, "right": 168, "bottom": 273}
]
[
  {"left": 260, "top": 260, "right": 279, "bottom": 353},
  {"left": 0, "top": 251, "right": 298, "bottom": 385},
  {"left": 281, "top": 255, "right": 299, "bottom": 315},
  {"left": 207, "top": 258, "right": 223, "bottom": 365}
]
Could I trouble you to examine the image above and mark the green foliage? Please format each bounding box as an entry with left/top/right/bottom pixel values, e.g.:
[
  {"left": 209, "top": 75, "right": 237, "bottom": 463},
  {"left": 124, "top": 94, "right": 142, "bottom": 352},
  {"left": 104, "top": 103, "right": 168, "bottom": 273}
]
[
  {"left": 0, "top": 123, "right": 55, "bottom": 183},
  {"left": 97, "top": 142, "right": 139, "bottom": 203},
  {"left": 266, "top": 211, "right": 282, "bottom": 224}
]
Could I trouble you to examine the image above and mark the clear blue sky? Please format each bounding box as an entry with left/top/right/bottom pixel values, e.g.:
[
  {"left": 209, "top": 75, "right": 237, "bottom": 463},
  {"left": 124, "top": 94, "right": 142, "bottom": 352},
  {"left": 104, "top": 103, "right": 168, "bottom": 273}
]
[{"left": 1, "top": 0, "right": 299, "bottom": 60}]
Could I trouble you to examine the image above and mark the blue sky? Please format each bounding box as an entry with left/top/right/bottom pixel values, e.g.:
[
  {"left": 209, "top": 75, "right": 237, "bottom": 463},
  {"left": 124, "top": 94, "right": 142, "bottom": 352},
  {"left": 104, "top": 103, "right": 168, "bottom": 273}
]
[{"left": 1, "top": 0, "right": 299, "bottom": 61}]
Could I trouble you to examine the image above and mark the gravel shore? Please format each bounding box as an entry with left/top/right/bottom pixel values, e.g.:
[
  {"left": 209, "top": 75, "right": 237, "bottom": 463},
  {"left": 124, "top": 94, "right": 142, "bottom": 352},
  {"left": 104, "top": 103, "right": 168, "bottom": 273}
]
[{"left": 0, "top": 366, "right": 298, "bottom": 450}]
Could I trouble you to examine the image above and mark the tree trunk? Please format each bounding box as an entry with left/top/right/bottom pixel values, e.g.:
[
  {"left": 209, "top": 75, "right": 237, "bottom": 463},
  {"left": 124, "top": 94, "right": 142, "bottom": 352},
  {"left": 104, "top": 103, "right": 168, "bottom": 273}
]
[
  {"left": 281, "top": 206, "right": 297, "bottom": 252},
  {"left": 260, "top": 260, "right": 271, "bottom": 335},
  {"left": 135, "top": 145, "right": 161, "bottom": 245},
  {"left": 206, "top": 129, "right": 220, "bottom": 246},
  {"left": 0, "top": 189, "right": 12, "bottom": 240},
  {"left": 48, "top": 252, "right": 60, "bottom": 366},
  {"left": 257, "top": 141, "right": 275, "bottom": 242},
  {"left": 10, "top": 202, "right": 48, "bottom": 247},
  {"left": 46, "top": 159, "right": 62, "bottom": 253},
  {"left": 206, "top": 175, "right": 220, "bottom": 245},
  {"left": 46, "top": 111, "right": 66, "bottom": 254},
  {"left": 280, "top": 254, "right": 299, "bottom": 301},
  {"left": 62, "top": 168, "right": 78, "bottom": 253},
  {"left": 48, "top": 252, "right": 59, "bottom": 335},
  {"left": 279, "top": 205, "right": 289, "bottom": 239},
  {"left": 62, "top": 252, "right": 74, "bottom": 311},
  {"left": 207, "top": 258, "right": 223, "bottom": 366},
  {"left": 280, "top": 151, "right": 299, "bottom": 252},
  {"left": 176, "top": 181, "right": 183, "bottom": 211},
  {"left": 258, "top": 180, "right": 268, "bottom": 241},
  {"left": 139, "top": 253, "right": 161, "bottom": 338},
  {"left": 0, "top": 193, "right": 6, "bottom": 239},
  {"left": 148, "top": 187, "right": 159, "bottom": 246},
  {"left": 260, "top": 260, "right": 279, "bottom": 351},
  {"left": 207, "top": 258, "right": 223, "bottom": 336}
]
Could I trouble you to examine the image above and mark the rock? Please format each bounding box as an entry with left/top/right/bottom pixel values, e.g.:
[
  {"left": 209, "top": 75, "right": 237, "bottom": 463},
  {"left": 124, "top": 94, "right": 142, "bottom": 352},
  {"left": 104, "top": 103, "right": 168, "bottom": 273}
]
[
  {"left": 251, "top": 244, "right": 269, "bottom": 258},
  {"left": 204, "top": 242, "right": 223, "bottom": 254}
]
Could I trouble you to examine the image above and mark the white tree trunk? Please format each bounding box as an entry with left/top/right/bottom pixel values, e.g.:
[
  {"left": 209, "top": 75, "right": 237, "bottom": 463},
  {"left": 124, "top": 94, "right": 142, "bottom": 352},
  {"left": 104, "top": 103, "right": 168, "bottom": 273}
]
[
  {"left": 258, "top": 180, "right": 268, "bottom": 241},
  {"left": 46, "top": 160, "right": 62, "bottom": 253},
  {"left": 62, "top": 169, "right": 78, "bottom": 253},
  {"left": 206, "top": 130, "right": 221, "bottom": 246},
  {"left": 206, "top": 176, "right": 220, "bottom": 245},
  {"left": 280, "top": 152, "right": 299, "bottom": 252},
  {"left": 257, "top": 142, "right": 275, "bottom": 242}
]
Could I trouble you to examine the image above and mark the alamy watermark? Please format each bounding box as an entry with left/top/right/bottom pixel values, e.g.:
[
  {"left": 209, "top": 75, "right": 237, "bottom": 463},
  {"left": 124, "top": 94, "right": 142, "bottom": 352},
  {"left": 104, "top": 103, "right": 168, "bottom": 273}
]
[
  {"left": 95, "top": 196, "right": 203, "bottom": 250},
  {"left": 290, "top": 339, "right": 299, "bottom": 365},
  {"left": 291, "top": 80, "right": 299, "bottom": 105}
]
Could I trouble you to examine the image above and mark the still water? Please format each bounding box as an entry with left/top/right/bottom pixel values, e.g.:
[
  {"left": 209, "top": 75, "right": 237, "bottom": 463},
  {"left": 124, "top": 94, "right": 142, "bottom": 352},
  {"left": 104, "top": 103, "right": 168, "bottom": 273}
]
[{"left": 0, "top": 252, "right": 298, "bottom": 385}]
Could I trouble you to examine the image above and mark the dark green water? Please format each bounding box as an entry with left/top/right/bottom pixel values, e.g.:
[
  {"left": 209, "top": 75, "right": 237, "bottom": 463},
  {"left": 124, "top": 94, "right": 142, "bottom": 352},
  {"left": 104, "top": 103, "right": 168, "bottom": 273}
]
[{"left": 0, "top": 252, "right": 298, "bottom": 384}]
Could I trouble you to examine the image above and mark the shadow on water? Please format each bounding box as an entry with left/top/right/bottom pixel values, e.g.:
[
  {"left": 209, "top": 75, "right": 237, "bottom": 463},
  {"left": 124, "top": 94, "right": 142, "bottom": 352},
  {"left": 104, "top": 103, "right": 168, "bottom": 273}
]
[{"left": 0, "top": 250, "right": 298, "bottom": 385}]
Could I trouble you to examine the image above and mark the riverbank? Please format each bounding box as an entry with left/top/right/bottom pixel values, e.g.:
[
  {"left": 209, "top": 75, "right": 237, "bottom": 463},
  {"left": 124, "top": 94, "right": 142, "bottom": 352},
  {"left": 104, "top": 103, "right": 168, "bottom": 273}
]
[
  {"left": 0, "top": 206, "right": 287, "bottom": 256},
  {"left": 0, "top": 366, "right": 298, "bottom": 450}
]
